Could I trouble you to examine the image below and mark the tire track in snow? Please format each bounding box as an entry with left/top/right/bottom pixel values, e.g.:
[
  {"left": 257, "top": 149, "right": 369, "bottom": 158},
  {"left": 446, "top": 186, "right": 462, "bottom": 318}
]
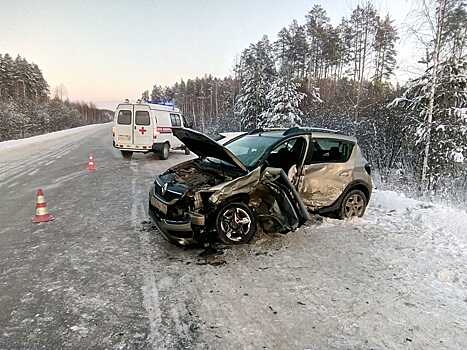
[
  {"left": 130, "top": 162, "right": 163, "bottom": 348},
  {"left": 0, "top": 125, "right": 101, "bottom": 185},
  {"left": 0, "top": 143, "right": 78, "bottom": 185},
  {"left": 130, "top": 157, "right": 201, "bottom": 349}
]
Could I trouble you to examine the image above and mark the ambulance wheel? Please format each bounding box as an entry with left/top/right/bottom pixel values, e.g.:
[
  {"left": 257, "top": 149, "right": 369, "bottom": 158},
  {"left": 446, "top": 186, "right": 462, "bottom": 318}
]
[
  {"left": 184, "top": 147, "right": 190, "bottom": 155},
  {"left": 121, "top": 150, "right": 133, "bottom": 159},
  {"left": 160, "top": 143, "right": 169, "bottom": 160}
]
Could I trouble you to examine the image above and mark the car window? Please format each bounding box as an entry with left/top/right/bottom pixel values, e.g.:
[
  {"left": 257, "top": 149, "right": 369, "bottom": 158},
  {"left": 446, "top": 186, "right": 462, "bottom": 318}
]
[
  {"left": 306, "top": 138, "right": 354, "bottom": 164},
  {"left": 170, "top": 113, "right": 181, "bottom": 127},
  {"left": 270, "top": 139, "right": 298, "bottom": 154},
  {"left": 135, "top": 111, "right": 150, "bottom": 125},
  {"left": 117, "top": 110, "right": 131, "bottom": 125},
  {"left": 266, "top": 137, "right": 307, "bottom": 171}
]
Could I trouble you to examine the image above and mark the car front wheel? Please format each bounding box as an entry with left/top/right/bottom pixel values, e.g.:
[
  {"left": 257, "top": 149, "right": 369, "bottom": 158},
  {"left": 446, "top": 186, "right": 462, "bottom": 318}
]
[
  {"left": 216, "top": 202, "right": 256, "bottom": 244},
  {"left": 339, "top": 189, "right": 368, "bottom": 219}
]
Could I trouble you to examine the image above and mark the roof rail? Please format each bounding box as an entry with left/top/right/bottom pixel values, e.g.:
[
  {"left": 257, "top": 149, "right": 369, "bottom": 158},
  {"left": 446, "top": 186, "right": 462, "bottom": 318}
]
[
  {"left": 283, "top": 127, "right": 301, "bottom": 135},
  {"left": 247, "top": 127, "right": 286, "bottom": 135},
  {"left": 247, "top": 128, "right": 263, "bottom": 135},
  {"left": 283, "top": 126, "right": 342, "bottom": 136}
]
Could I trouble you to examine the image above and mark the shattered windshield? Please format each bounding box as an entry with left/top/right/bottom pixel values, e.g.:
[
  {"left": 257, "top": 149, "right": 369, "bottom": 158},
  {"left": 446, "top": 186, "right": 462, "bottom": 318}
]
[{"left": 225, "top": 135, "right": 280, "bottom": 168}]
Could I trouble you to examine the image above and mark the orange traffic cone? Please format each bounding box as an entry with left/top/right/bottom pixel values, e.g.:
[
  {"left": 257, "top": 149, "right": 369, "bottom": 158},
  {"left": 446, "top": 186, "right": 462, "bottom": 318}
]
[
  {"left": 32, "top": 189, "right": 55, "bottom": 223},
  {"left": 87, "top": 153, "right": 96, "bottom": 172}
]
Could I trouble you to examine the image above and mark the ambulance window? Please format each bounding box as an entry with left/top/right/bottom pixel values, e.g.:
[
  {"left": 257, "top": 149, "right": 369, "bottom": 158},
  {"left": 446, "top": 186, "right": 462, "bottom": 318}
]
[
  {"left": 135, "top": 111, "right": 150, "bottom": 125},
  {"left": 170, "top": 114, "right": 181, "bottom": 127},
  {"left": 117, "top": 110, "right": 131, "bottom": 125}
]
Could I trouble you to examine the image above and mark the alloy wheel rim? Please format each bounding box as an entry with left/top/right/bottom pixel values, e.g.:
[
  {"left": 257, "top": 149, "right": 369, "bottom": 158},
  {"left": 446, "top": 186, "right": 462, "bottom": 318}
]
[
  {"left": 344, "top": 194, "right": 365, "bottom": 218},
  {"left": 220, "top": 207, "right": 251, "bottom": 242}
]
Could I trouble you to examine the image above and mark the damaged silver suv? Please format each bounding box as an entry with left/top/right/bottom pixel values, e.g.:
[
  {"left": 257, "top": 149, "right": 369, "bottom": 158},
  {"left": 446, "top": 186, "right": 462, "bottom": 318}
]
[{"left": 148, "top": 127, "right": 372, "bottom": 246}]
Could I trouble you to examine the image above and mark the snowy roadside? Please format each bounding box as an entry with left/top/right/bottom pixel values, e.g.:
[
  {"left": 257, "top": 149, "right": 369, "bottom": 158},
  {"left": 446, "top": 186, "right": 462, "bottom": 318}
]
[
  {"left": 0, "top": 122, "right": 112, "bottom": 151},
  {"left": 329, "top": 189, "right": 467, "bottom": 253},
  {"left": 365, "top": 190, "right": 467, "bottom": 235},
  {"left": 194, "top": 189, "right": 467, "bottom": 349}
]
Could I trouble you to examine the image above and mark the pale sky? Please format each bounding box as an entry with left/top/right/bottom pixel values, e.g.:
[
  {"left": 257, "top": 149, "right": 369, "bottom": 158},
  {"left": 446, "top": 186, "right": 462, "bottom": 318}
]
[{"left": 0, "top": 0, "right": 418, "bottom": 106}]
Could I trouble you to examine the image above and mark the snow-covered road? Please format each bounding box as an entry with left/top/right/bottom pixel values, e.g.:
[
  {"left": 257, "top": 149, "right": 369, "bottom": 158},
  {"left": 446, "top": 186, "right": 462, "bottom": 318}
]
[{"left": 0, "top": 124, "right": 466, "bottom": 349}]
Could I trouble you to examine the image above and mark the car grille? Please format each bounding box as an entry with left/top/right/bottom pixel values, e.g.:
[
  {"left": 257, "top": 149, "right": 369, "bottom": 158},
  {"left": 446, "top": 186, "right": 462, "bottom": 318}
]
[{"left": 154, "top": 178, "right": 185, "bottom": 202}]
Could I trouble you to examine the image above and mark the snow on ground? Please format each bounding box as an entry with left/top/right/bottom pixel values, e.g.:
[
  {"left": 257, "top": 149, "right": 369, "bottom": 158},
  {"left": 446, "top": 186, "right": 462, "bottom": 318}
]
[
  {"left": 0, "top": 123, "right": 112, "bottom": 151},
  {"left": 331, "top": 189, "right": 467, "bottom": 261},
  {"left": 199, "top": 189, "right": 467, "bottom": 349},
  {"left": 365, "top": 190, "right": 466, "bottom": 242}
]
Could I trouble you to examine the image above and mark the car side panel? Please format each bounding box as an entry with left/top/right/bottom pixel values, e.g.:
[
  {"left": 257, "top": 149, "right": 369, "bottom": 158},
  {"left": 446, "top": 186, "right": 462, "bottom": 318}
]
[{"left": 297, "top": 144, "right": 371, "bottom": 210}]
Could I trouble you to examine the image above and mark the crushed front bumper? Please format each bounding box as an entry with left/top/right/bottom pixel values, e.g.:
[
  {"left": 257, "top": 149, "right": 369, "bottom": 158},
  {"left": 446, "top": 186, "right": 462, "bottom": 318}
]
[{"left": 148, "top": 189, "right": 205, "bottom": 246}]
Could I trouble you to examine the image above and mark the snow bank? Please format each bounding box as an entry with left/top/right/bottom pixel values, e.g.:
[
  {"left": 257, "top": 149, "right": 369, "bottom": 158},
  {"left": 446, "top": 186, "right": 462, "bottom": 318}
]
[
  {"left": 0, "top": 123, "right": 112, "bottom": 151},
  {"left": 371, "top": 190, "right": 421, "bottom": 211},
  {"left": 366, "top": 190, "right": 467, "bottom": 243}
]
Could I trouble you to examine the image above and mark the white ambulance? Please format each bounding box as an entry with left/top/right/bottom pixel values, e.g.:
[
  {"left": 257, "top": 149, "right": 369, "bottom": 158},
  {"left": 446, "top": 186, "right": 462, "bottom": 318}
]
[{"left": 112, "top": 100, "right": 190, "bottom": 159}]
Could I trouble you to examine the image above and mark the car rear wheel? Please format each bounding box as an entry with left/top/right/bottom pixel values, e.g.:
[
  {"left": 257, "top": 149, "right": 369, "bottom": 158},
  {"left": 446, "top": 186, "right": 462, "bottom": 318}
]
[
  {"left": 338, "top": 189, "right": 367, "bottom": 219},
  {"left": 216, "top": 202, "right": 256, "bottom": 244},
  {"left": 121, "top": 150, "right": 133, "bottom": 159},
  {"left": 160, "top": 143, "right": 169, "bottom": 160}
]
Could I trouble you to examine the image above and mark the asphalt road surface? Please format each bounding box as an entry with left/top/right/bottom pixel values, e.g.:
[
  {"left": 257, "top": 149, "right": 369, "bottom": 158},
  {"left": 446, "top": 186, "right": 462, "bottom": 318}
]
[{"left": 0, "top": 123, "right": 466, "bottom": 350}]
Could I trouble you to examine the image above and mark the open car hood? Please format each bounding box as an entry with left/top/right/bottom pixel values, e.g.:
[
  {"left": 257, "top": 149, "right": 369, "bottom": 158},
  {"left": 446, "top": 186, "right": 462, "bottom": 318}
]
[{"left": 172, "top": 128, "right": 247, "bottom": 172}]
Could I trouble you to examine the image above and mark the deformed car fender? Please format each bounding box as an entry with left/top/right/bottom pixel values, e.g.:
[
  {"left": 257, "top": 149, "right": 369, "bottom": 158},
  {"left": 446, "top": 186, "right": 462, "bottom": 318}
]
[
  {"left": 208, "top": 166, "right": 262, "bottom": 205},
  {"left": 207, "top": 166, "right": 310, "bottom": 233}
]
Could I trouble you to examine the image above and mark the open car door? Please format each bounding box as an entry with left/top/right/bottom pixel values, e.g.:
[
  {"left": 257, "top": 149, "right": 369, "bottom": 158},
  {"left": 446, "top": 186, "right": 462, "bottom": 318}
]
[{"left": 255, "top": 167, "right": 310, "bottom": 233}]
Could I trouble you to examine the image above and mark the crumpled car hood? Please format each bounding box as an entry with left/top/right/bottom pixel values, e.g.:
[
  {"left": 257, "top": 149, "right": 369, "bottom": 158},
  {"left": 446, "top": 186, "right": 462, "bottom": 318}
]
[{"left": 172, "top": 128, "right": 247, "bottom": 172}]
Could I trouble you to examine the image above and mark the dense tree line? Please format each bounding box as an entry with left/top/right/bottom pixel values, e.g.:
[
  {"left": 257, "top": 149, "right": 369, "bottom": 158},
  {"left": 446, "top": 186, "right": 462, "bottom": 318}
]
[
  {"left": 141, "top": 2, "right": 401, "bottom": 130},
  {"left": 389, "top": 0, "right": 467, "bottom": 199},
  {"left": 141, "top": 76, "right": 239, "bottom": 133},
  {"left": 0, "top": 53, "right": 112, "bottom": 142},
  {"left": 143, "top": 0, "right": 467, "bottom": 203}
]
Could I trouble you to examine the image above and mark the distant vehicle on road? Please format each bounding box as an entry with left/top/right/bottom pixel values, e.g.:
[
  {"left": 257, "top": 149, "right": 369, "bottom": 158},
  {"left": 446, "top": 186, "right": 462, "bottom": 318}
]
[
  {"left": 112, "top": 100, "right": 190, "bottom": 159},
  {"left": 148, "top": 127, "right": 373, "bottom": 246}
]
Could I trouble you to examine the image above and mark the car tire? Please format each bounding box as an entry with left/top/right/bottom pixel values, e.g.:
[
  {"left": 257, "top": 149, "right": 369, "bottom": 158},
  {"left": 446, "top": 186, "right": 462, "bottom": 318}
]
[
  {"left": 160, "top": 143, "right": 169, "bottom": 160},
  {"left": 338, "top": 189, "right": 368, "bottom": 219},
  {"left": 215, "top": 202, "right": 257, "bottom": 245},
  {"left": 121, "top": 150, "right": 133, "bottom": 159},
  {"left": 184, "top": 147, "right": 191, "bottom": 155}
]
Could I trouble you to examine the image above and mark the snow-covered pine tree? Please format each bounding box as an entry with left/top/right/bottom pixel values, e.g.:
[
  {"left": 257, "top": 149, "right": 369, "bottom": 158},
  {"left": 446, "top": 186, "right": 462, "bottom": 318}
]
[
  {"left": 235, "top": 36, "right": 276, "bottom": 130},
  {"left": 389, "top": 56, "right": 467, "bottom": 189},
  {"left": 235, "top": 46, "right": 261, "bottom": 130},
  {"left": 259, "top": 74, "right": 321, "bottom": 128}
]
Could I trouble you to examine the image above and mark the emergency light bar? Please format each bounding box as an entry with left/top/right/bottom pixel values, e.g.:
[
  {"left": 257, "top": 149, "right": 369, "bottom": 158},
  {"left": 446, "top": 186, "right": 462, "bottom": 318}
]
[{"left": 144, "top": 99, "right": 175, "bottom": 108}]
